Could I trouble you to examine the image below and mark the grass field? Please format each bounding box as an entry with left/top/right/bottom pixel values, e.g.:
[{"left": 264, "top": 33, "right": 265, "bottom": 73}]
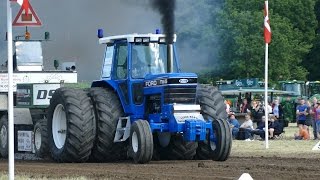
[
  {"left": 231, "top": 123, "right": 320, "bottom": 158},
  {"left": 1, "top": 124, "right": 319, "bottom": 179}
]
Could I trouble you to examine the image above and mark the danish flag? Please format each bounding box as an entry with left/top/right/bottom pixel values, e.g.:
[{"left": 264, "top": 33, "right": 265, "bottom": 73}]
[{"left": 264, "top": 1, "right": 271, "bottom": 44}]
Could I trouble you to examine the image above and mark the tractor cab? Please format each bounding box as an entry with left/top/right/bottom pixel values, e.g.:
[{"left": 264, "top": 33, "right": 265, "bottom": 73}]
[
  {"left": 278, "top": 80, "right": 307, "bottom": 97},
  {"left": 93, "top": 32, "right": 198, "bottom": 118},
  {"left": 306, "top": 81, "right": 320, "bottom": 98}
]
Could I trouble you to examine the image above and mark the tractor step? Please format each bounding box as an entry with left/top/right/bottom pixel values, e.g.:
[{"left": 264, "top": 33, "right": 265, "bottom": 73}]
[{"left": 114, "top": 117, "right": 131, "bottom": 142}]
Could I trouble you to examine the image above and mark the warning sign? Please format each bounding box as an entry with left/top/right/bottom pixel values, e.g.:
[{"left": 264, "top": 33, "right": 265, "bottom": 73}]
[{"left": 12, "top": 1, "right": 42, "bottom": 27}]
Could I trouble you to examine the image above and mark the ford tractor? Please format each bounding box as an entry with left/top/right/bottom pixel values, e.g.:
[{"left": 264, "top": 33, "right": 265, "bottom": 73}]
[{"left": 47, "top": 31, "right": 231, "bottom": 163}]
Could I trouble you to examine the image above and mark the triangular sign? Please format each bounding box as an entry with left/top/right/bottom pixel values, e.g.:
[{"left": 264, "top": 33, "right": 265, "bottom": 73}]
[
  {"left": 312, "top": 141, "right": 320, "bottom": 151},
  {"left": 13, "top": 1, "right": 42, "bottom": 26},
  {"left": 238, "top": 173, "right": 253, "bottom": 180}
]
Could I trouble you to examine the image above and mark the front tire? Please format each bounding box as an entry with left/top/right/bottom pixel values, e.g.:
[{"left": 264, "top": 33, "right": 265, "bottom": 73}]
[
  {"left": 47, "top": 88, "right": 96, "bottom": 162},
  {"left": 196, "top": 84, "right": 232, "bottom": 161},
  {"left": 129, "top": 120, "right": 153, "bottom": 164}
]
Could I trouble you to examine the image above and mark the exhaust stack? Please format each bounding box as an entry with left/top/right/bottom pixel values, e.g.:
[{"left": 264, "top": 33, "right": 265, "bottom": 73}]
[{"left": 167, "top": 44, "right": 173, "bottom": 73}]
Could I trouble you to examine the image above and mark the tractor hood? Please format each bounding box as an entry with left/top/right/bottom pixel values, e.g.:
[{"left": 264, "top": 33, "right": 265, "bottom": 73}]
[{"left": 144, "top": 73, "right": 198, "bottom": 87}]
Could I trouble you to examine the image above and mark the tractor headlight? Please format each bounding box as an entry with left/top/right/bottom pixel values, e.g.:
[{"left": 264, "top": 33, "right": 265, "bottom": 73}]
[
  {"left": 159, "top": 37, "right": 166, "bottom": 43},
  {"left": 135, "top": 37, "right": 150, "bottom": 43},
  {"left": 142, "top": 37, "right": 150, "bottom": 43},
  {"left": 135, "top": 37, "right": 143, "bottom": 43}
]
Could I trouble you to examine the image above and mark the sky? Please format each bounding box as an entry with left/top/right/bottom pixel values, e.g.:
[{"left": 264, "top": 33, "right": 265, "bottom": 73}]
[{"left": 0, "top": 0, "right": 215, "bottom": 81}]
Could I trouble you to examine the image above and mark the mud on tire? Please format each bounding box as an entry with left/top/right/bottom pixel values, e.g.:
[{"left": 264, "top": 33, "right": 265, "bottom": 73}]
[
  {"left": 47, "top": 88, "right": 96, "bottom": 162},
  {"left": 196, "top": 84, "right": 232, "bottom": 161},
  {"left": 89, "top": 87, "right": 127, "bottom": 162}
]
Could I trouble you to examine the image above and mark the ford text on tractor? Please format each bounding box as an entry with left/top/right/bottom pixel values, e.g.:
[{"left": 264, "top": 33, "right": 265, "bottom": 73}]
[
  {"left": 47, "top": 31, "right": 231, "bottom": 163},
  {"left": 0, "top": 33, "right": 77, "bottom": 158}
]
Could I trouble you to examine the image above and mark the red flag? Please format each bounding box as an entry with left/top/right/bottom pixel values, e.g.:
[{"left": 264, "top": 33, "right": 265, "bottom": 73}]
[{"left": 264, "top": 1, "right": 271, "bottom": 44}]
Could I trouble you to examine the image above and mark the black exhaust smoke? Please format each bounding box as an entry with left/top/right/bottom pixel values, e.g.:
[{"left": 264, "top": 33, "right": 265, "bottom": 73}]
[
  {"left": 151, "top": 0, "right": 176, "bottom": 72},
  {"left": 151, "top": 0, "right": 176, "bottom": 43}
]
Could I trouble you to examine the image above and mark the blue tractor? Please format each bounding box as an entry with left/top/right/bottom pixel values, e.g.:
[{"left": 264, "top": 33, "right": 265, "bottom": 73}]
[{"left": 47, "top": 32, "right": 231, "bottom": 163}]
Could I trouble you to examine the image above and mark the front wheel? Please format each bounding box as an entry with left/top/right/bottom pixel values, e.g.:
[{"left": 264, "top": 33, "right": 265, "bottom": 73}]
[
  {"left": 211, "top": 119, "right": 232, "bottom": 161},
  {"left": 196, "top": 84, "right": 232, "bottom": 161},
  {"left": 129, "top": 120, "right": 153, "bottom": 164}
]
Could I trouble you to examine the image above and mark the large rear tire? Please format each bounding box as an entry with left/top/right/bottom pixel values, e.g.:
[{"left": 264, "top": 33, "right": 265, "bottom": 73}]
[
  {"left": 196, "top": 84, "right": 232, "bottom": 161},
  {"left": 89, "top": 87, "right": 127, "bottom": 162},
  {"left": 47, "top": 88, "right": 95, "bottom": 162},
  {"left": 129, "top": 120, "right": 153, "bottom": 164},
  {"left": 160, "top": 135, "right": 198, "bottom": 160},
  {"left": 34, "top": 118, "right": 49, "bottom": 158},
  {"left": 0, "top": 115, "right": 8, "bottom": 158}
]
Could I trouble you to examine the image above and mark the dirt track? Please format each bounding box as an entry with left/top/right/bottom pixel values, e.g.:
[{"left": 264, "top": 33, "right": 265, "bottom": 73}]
[{"left": 1, "top": 156, "right": 320, "bottom": 180}]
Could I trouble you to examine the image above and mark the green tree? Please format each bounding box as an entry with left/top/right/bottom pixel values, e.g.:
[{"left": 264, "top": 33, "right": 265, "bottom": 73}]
[
  {"left": 176, "top": 0, "right": 318, "bottom": 83},
  {"left": 304, "top": 0, "right": 320, "bottom": 80},
  {"left": 215, "top": 0, "right": 316, "bottom": 82}
]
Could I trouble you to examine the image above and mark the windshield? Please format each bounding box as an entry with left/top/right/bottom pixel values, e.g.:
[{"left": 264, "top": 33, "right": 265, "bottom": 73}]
[
  {"left": 309, "top": 83, "right": 320, "bottom": 95},
  {"left": 15, "top": 41, "right": 43, "bottom": 65},
  {"left": 131, "top": 43, "right": 177, "bottom": 78},
  {"left": 282, "top": 83, "right": 302, "bottom": 96}
]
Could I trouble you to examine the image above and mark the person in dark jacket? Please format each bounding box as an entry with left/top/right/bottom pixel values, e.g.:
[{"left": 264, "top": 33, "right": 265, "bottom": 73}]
[
  {"left": 268, "top": 115, "right": 283, "bottom": 139},
  {"left": 251, "top": 116, "right": 266, "bottom": 139}
]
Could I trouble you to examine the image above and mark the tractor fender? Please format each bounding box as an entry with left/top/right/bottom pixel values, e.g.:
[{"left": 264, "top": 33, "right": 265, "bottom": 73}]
[{"left": 91, "top": 80, "right": 128, "bottom": 114}]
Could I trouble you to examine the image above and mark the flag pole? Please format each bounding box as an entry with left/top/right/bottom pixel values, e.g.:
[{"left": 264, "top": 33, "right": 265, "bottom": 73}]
[
  {"left": 264, "top": 43, "right": 269, "bottom": 149},
  {"left": 263, "top": 0, "right": 271, "bottom": 149},
  {"left": 7, "top": 0, "right": 15, "bottom": 179}
]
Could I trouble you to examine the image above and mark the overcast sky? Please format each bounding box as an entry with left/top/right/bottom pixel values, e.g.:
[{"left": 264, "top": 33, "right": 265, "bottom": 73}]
[{"left": 0, "top": 0, "right": 217, "bottom": 81}]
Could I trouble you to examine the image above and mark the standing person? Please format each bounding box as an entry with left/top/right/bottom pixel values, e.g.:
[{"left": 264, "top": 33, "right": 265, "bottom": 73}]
[
  {"left": 310, "top": 97, "right": 318, "bottom": 139},
  {"left": 282, "top": 97, "right": 294, "bottom": 123},
  {"left": 251, "top": 101, "right": 265, "bottom": 127},
  {"left": 314, "top": 101, "right": 320, "bottom": 140},
  {"left": 240, "top": 99, "right": 251, "bottom": 113},
  {"left": 272, "top": 99, "right": 285, "bottom": 127},
  {"left": 240, "top": 114, "right": 254, "bottom": 141},
  {"left": 305, "top": 100, "right": 312, "bottom": 136},
  {"left": 228, "top": 112, "right": 240, "bottom": 139},
  {"left": 296, "top": 99, "right": 308, "bottom": 130}
]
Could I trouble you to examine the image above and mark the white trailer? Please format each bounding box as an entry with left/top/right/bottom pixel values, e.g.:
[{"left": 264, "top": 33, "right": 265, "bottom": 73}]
[{"left": 0, "top": 40, "right": 77, "bottom": 158}]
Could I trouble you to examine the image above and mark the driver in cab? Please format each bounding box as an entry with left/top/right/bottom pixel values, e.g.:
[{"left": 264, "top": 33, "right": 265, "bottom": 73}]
[{"left": 132, "top": 49, "right": 147, "bottom": 78}]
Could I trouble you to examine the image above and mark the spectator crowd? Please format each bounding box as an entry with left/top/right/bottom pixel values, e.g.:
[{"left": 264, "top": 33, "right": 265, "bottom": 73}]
[{"left": 225, "top": 96, "right": 320, "bottom": 141}]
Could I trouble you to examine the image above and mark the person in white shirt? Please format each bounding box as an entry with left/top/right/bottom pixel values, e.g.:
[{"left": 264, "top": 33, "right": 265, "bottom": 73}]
[{"left": 240, "top": 114, "right": 254, "bottom": 141}]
